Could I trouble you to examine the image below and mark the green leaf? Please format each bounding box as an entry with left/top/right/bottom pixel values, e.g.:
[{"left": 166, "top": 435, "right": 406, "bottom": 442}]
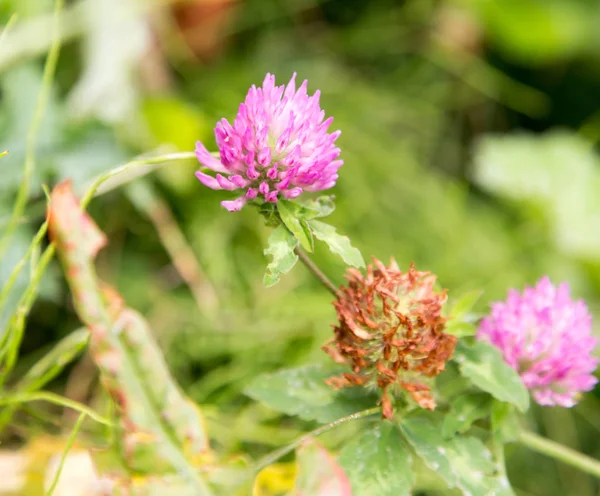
[
  {"left": 445, "top": 321, "right": 477, "bottom": 338},
  {"left": 449, "top": 290, "right": 483, "bottom": 320},
  {"left": 454, "top": 340, "right": 529, "bottom": 412},
  {"left": 398, "top": 417, "right": 456, "bottom": 487},
  {"left": 486, "top": 475, "right": 517, "bottom": 496},
  {"left": 244, "top": 364, "right": 376, "bottom": 423},
  {"left": 339, "top": 423, "right": 414, "bottom": 496},
  {"left": 399, "top": 416, "right": 512, "bottom": 495},
  {"left": 257, "top": 202, "right": 280, "bottom": 227},
  {"left": 308, "top": 220, "right": 364, "bottom": 268},
  {"left": 302, "top": 196, "right": 336, "bottom": 218},
  {"left": 491, "top": 400, "right": 520, "bottom": 443},
  {"left": 447, "top": 436, "right": 501, "bottom": 496},
  {"left": 275, "top": 196, "right": 336, "bottom": 221},
  {"left": 277, "top": 200, "right": 314, "bottom": 252},
  {"left": 263, "top": 225, "right": 299, "bottom": 287},
  {"left": 442, "top": 393, "right": 492, "bottom": 438},
  {"left": 434, "top": 362, "right": 472, "bottom": 399},
  {"left": 295, "top": 439, "right": 352, "bottom": 496},
  {"left": 445, "top": 290, "right": 482, "bottom": 337}
]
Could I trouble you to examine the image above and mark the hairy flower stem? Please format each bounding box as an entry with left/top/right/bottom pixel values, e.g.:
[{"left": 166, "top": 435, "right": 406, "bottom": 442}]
[
  {"left": 518, "top": 430, "right": 600, "bottom": 479},
  {"left": 295, "top": 246, "right": 339, "bottom": 296},
  {"left": 253, "top": 406, "right": 380, "bottom": 474}
]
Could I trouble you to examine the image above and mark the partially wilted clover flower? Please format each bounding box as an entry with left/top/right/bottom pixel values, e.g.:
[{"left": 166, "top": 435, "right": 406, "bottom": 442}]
[
  {"left": 195, "top": 73, "right": 342, "bottom": 211},
  {"left": 324, "top": 259, "right": 457, "bottom": 419},
  {"left": 478, "top": 277, "right": 599, "bottom": 407}
]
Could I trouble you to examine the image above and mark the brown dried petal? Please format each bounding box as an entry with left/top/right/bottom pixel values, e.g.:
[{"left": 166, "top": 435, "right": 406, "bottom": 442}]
[{"left": 325, "top": 258, "right": 456, "bottom": 418}]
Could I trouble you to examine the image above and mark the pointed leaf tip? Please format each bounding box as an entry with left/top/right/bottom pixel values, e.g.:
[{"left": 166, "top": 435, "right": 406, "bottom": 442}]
[{"left": 48, "top": 180, "right": 107, "bottom": 258}]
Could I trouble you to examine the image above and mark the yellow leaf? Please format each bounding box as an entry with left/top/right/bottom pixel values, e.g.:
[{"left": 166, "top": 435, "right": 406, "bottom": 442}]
[{"left": 252, "top": 462, "right": 296, "bottom": 496}]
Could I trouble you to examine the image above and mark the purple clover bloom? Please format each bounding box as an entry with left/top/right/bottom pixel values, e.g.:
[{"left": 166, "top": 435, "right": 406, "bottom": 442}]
[
  {"left": 477, "top": 277, "right": 599, "bottom": 407},
  {"left": 195, "top": 73, "right": 342, "bottom": 211}
]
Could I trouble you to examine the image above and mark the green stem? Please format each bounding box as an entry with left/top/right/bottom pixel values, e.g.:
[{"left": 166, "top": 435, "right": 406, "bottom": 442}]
[
  {"left": 253, "top": 406, "right": 380, "bottom": 474},
  {"left": 45, "top": 412, "right": 87, "bottom": 496},
  {"left": 0, "top": 0, "right": 63, "bottom": 258},
  {"left": 0, "top": 391, "right": 112, "bottom": 426},
  {"left": 0, "top": 242, "right": 56, "bottom": 388},
  {"left": 518, "top": 430, "right": 600, "bottom": 479},
  {"left": 81, "top": 151, "right": 195, "bottom": 207},
  {"left": 294, "top": 246, "right": 339, "bottom": 296},
  {"left": 0, "top": 220, "right": 48, "bottom": 321}
]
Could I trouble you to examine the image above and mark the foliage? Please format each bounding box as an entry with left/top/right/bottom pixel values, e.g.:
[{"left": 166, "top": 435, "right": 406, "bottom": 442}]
[{"left": 1, "top": 0, "right": 600, "bottom": 495}]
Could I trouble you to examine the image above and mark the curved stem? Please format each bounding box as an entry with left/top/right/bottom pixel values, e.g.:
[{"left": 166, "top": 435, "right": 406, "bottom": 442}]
[
  {"left": 295, "top": 246, "right": 339, "bottom": 296},
  {"left": 0, "top": 391, "right": 112, "bottom": 426},
  {"left": 518, "top": 430, "right": 600, "bottom": 479},
  {"left": 0, "top": 0, "right": 63, "bottom": 259},
  {"left": 253, "top": 406, "right": 380, "bottom": 474},
  {"left": 81, "top": 150, "right": 196, "bottom": 206},
  {"left": 45, "top": 412, "right": 86, "bottom": 496}
]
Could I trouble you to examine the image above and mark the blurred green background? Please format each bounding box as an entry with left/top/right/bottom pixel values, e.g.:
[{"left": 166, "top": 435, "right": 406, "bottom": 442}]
[{"left": 1, "top": 0, "right": 600, "bottom": 494}]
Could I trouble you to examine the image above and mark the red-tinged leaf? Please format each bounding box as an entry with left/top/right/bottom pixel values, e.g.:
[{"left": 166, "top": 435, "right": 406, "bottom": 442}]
[
  {"left": 294, "top": 439, "right": 352, "bottom": 496},
  {"left": 48, "top": 180, "right": 106, "bottom": 258},
  {"left": 47, "top": 181, "right": 108, "bottom": 330},
  {"left": 47, "top": 181, "right": 213, "bottom": 495}
]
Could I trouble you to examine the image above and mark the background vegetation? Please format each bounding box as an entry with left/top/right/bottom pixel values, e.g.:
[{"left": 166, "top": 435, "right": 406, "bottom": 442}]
[{"left": 1, "top": 0, "right": 600, "bottom": 494}]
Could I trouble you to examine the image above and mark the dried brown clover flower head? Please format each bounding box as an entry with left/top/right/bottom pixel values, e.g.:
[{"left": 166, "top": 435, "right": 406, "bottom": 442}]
[{"left": 324, "top": 258, "right": 457, "bottom": 419}]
